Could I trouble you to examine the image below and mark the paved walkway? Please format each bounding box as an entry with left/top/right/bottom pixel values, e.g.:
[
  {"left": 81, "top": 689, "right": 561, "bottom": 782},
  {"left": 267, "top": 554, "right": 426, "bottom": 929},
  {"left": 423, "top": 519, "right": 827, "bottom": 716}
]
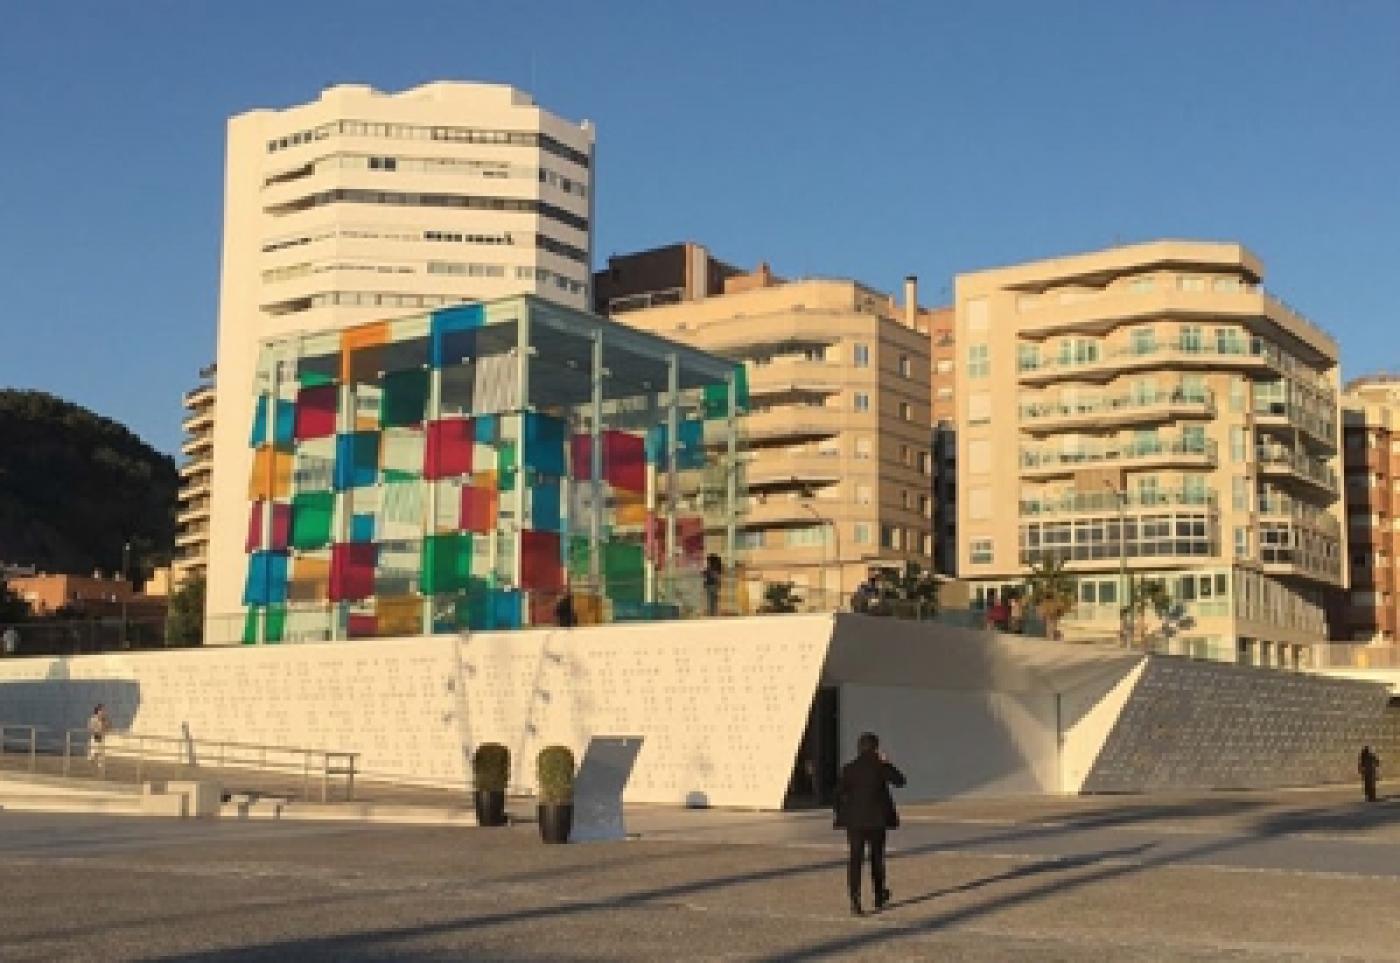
[{"left": 4, "top": 785, "right": 1400, "bottom": 960}]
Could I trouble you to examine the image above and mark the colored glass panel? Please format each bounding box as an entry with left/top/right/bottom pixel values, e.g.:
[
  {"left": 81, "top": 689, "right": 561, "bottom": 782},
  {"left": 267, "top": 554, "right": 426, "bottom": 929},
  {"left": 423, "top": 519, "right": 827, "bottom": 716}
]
[
  {"left": 567, "top": 535, "right": 591, "bottom": 579},
  {"left": 523, "top": 412, "right": 566, "bottom": 476},
  {"left": 347, "top": 613, "right": 378, "bottom": 638},
  {"left": 529, "top": 481, "right": 562, "bottom": 532},
  {"left": 430, "top": 303, "right": 484, "bottom": 366},
  {"left": 341, "top": 321, "right": 390, "bottom": 382},
  {"left": 603, "top": 430, "right": 646, "bottom": 493},
  {"left": 614, "top": 489, "right": 647, "bottom": 527},
  {"left": 248, "top": 446, "right": 292, "bottom": 500},
  {"left": 376, "top": 595, "right": 422, "bottom": 636},
  {"left": 290, "top": 491, "right": 335, "bottom": 550},
  {"left": 702, "top": 366, "right": 749, "bottom": 418},
  {"left": 570, "top": 433, "right": 594, "bottom": 481},
  {"left": 520, "top": 530, "right": 563, "bottom": 592},
  {"left": 424, "top": 418, "right": 474, "bottom": 479},
  {"left": 245, "top": 501, "right": 291, "bottom": 552},
  {"left": 242, "top": 608, "right": 258, "bottom": 644},
  {"left": 287, "top": 555, "right": 331, "bottom": 603},
  {"left": 264, "top": 605, "right": 286, "bottom": 643},
  {"left": 329, "top": 543, "right": 377, "bottom": 601},
  {"left": 380, "top": 368, "right": 429, "bottom": 427},
  {"left": 350, "top": 513, "right": 375, "bottom": 543},
  {"left": 334, "top": 432, "right": 380, "bottom": 490},
  {"left": 475, "top": 413, "right": 499, "bottom": 445},
  {"left": 295, "top": 385, "right": 339, "bottom": 440},
  {"left": 460, "top": 483, "right": 497, "bottom": 534},
  {"left": 249, "top": 396, "right": 296, "bottom": 446},
  {"left": 243, "top": 551, "right": 289, "bottom": 606},
  {"left": 602, "top": 540, "right": 644, "bottom": 603},
  {"left": 422, "top": 533, "right": 473, "bottom": 594}
]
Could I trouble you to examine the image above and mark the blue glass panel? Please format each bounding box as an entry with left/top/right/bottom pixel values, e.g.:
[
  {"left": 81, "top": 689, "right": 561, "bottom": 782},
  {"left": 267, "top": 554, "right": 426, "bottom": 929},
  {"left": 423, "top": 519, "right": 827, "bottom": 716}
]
[
  {"left": 350, "top": 513, "right": 375, "bottom": 543},
  {"left": 523, "top": 412, "right": 566, "bottom": 476},
  {"left": 530, "top": 481, "right": 562, "bottom": 532},
  {"left": 242, "top": 551, "right": 289, "bottom": 606},
  {"left": 334, "top": 432, "right": 380, "bottom": 490},
  {"left": 430, "top": 303, "right": 485, "bottom": 366}
]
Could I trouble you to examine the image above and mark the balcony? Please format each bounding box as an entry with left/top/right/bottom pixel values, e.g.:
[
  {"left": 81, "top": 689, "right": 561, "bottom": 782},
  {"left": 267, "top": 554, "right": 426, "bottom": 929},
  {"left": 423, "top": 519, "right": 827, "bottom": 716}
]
[
  {"left": 1017, "top": 337, "right": 1277, "bottom": 386},
  {"left": 182, "top": 408, "right": 215, "bottom": 434},
  {"left": 743, "top": 406, "right": 848, "bottom": 445},
  {"left": 746, "top": 449, "right": 845, "bottom": 491},
  {"left": 740, "top": 496, "right": 835, "bottom": 529},
  {"left": 1253, "top": 403, "right": 1338, "bottom": 452},
  {"left": 175, "top": 526, "right": 209, "bottom": 548},
  {"left": 183, "top": 383, "right": 215, "bottom": 409},
  {"left": 1021, "top": 487, "right": 1216, "bottom": 517},
  {"left": 1257, "top": 498, "right": 1342, "bottom": 537},
  {"left": 1020, "top": 436, "right": 1218, "bottom": 479},
  {"left": 1256, "top": 446, "right": 1339, "bottom": 496},
  {"left": 181, "top": 434, "right": 214, "bottom": 458},
  {"left": 1019, "top": 389, "right": 1214, "bottom": 435},
  {"left": 747, "top": 358, "right": 843, "bottom": 396}
]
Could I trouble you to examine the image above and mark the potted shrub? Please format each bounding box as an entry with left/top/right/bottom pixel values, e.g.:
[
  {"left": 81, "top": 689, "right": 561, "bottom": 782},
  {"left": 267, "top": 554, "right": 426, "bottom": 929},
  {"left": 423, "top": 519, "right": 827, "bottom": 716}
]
[
  {"left": 536, "top": 745, "right": 575, "bottom": 844},
  {"left": 472, "top": 743, "right": 510, "bottom": 827}
]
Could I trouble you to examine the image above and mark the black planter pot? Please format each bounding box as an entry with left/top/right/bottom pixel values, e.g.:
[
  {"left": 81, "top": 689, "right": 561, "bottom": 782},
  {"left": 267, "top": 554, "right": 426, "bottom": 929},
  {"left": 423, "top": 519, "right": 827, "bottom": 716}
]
[
  {"left": 474, "top": 789, "right": 507, "bottom": 827},
  {"left": 538, "top": 803, "right": 573, "bottom": 844}
]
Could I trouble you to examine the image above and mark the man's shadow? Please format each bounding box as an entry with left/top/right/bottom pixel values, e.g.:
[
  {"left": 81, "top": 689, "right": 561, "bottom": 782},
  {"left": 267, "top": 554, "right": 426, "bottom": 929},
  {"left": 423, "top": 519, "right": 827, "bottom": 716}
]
[{"left": 883, "top": 842, "right": 1157, "bottom": 913}]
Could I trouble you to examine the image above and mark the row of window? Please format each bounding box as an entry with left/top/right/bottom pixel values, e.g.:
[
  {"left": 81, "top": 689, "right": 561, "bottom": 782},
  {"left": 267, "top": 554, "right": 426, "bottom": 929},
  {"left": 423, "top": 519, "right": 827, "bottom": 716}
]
[
  {"left": 737, "top": 524, "right": 933, "bottom": 555},
  {"left": 262, "top": 226, "right": 587, "bottom": 265},
  {"left": 265, "top": 290, "right": 465, "bottom": 315},
  {"left": 265, "top": 189, "right": 590, "bottom": 232},
  {"left": 263, "top": 152, "right": 590, "bottom": 199},
  {"left": 1011, "top": 273, "right": 1249, "bottom": 313},
  {"left": 266, "top": 120, "right": 591, "bottom": 169}
]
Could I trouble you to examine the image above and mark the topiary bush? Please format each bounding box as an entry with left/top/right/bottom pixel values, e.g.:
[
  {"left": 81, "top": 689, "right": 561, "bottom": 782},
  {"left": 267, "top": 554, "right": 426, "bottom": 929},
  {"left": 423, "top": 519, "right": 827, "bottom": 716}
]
[
  {"left": 472, "top": 743, "right": 510, "bottom": 793},
  {"left": 536, "top": 745, "right": 575, "bottom": 804}
]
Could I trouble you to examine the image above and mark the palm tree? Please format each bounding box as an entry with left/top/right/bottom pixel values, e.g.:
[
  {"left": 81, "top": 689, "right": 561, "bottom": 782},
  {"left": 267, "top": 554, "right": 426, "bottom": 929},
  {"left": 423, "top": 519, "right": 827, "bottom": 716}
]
[{"left": 1023, "top": 555, "right": 1076, "bottom": 640}]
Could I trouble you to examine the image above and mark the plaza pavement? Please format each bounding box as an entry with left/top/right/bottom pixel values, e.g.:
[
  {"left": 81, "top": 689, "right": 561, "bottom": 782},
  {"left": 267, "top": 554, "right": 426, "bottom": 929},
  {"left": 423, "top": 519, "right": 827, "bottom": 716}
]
[{"left": 4, "top": 784, "right": 1400, "bottom": 960}]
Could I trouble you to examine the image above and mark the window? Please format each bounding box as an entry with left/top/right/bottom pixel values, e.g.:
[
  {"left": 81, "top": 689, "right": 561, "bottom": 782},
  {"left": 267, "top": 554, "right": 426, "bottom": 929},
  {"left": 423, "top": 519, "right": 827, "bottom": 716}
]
[
  {"left": 901, "top": 490, "right": 912, "bottom": 510},
  {"left": 919, "top": 452, "right": 933, "bottom": 475},
  {"left": 855, "top": 437, "right": 873, "bottom": 460},
  {"left": 936, "top": 386, "right": 954, "bottom": 401},
  {"left": 935, "top": 359, "right": 954, "bottom": 375},
  {"left": 785, "top": 526, "right": 827, "bottom": 548},
  {"left": 1229, "top": 377, "right": 1246, "bottom": 412},
  {"left": 881, "top": 526, "right": 902, "bottom": 550},
  {"left": 1057, "top": 338, "right": 1099, "bottom": 365},
  {"left": 897, "top": 355, "right": 912, "bottom": 378},
  {"left": 853, "top": 392, "right": 870, "bottom": 413},
  {"left": 967, "top": 345, "right": 990, "bottom": 379},
  {"left": 1230, "top": 426, "right": 1248, "bottom": 462},
  {"left": 1213, "top": 276, "right": 1242, "bottom": 293},
  {"left": 855, "top": 484, "right": 873, "bottom": 505},
  {"left": 1129, "top": 276, "right": 1156, "bottom": 293},
  {"left": 1130, "top": 326, "right": 1156, "bottom": 355},
  {"left": 1234, "top": 526, "right": 1250, "bottom": 560},
  {"left": 736, "top": 530, "right": 764, "bottom": 550},
  {"left": 919, "top": 495, "right": 932, "bottom": 517},
  {"left": 900, "top": 444, "right": 912, "bottom": 466},
  {"left": 853, "top": 523, "right": 873, "bottom": 545},
  {"left": 853, "top": 343, "right": 870, "bottom": 367},
  {"left": 1015, "top": 294, "right": 1040, "bottom": 313},
  {"left": 1232, "top": 476, "right": 1249, "bottom": 510},
  {"left": 1180, "top": 326, "right": 1203, "bottom": 353},
  {"left": 922, "top": 534, "right": 934, "bottom": 555},
  {"left": 970, "top": 538, "right": 993, "bottom": 564},
  {"left": 1017, "top": 344, "right": 1040, "bottom": 372},
  {"left": 368, "top": 156, "right": 398, "bottom": 171},
  {"left": 899, "top": 401, "right": 914, "bottom": 422},
  {"left": 1178, "top": 276, "right": 1205, "bottom": 292},
  {"left": 1180, "top": 375, "right": 1206, "bottom": 403}
]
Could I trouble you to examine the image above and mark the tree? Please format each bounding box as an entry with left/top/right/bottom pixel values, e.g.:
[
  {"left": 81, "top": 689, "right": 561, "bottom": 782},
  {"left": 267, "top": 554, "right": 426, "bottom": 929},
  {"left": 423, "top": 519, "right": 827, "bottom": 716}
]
[
  {"left": 0, "top": 577, "right": 30, "bottom": 624},
  {"left": 1023, "top": 555, "right": 1076, "bottom": 640},
  {"left": 870, "top": 561, "right": 940, "bottom": 619},
  {"left": 759, "top": 581, "right": 802, "bottom": 614},
  {"left": 166, "top": 575, "right": 205, "bottom": 645},
  {"left": 1126, "top": 576, "right": 1172, "bottom": 649}
]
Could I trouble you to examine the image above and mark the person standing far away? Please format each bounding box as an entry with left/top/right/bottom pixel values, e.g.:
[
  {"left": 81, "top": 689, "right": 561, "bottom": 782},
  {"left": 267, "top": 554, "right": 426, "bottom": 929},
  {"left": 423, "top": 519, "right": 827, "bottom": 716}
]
[
  {"left": 1359, "top": 745, "right": 1381, "bottom": 802},
  {"left": 554, "top": 587, "right": 576, "bottom": 628},
  {"left": 703, "top": 554, "right": 722, "bottom": 617},
  {"left": 87, "top": 703, "right": 111, "bottom": 772},
  {"left": 834, "top": 731, "right": 907, "bottom": 916}
]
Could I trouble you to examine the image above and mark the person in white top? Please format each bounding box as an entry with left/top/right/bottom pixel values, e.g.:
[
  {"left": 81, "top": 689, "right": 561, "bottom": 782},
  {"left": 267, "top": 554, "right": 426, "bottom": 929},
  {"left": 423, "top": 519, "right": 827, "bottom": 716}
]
[{"left": 86, "top": 704, "right": 111, "bottom": 769}]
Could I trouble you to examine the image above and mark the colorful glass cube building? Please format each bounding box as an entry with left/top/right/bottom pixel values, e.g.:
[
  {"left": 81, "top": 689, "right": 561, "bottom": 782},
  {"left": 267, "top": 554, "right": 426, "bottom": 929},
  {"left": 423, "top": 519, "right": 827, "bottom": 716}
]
[{"left": 240, "top": 295, "right": 748, "bottom": 643}]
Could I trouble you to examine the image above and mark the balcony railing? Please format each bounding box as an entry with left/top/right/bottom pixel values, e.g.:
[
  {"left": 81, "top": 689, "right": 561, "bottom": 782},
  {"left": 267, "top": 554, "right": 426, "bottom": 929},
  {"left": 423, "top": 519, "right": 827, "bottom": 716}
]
[
  {"left": 1253, "top": 402, "right": 1338, "bottom": 448},
  {"left": 1020, "top": 488, "right": 1216, "bottom": 517},
  {"left": 1017, "top": 336, "right": 1272, "bottom": 378},
  {"left": 1019, "top": 388, "right": 1214, "bottom": 425},
  {"left": 1257, "top": 498, "right": 1342, "bottom": 535},
  {"left": 1256, "top": 446, "right": 1339, "bottom": 493},
  {"left": 1021, "top": 437, "right": 1218, "bottom": 472}
]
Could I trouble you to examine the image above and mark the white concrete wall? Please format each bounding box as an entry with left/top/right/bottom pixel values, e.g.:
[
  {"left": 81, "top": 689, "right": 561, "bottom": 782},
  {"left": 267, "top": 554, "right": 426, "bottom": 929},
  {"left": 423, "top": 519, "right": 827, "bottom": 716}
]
[
  {"left": 839, "top": 685, "right": 1060, "bottom": 798},
  {"left": 1058, "top": 659, "right": 1147, "bottom": 793},
  {"left": 0, "top": 615, "right": 834, "bottom": 809}
]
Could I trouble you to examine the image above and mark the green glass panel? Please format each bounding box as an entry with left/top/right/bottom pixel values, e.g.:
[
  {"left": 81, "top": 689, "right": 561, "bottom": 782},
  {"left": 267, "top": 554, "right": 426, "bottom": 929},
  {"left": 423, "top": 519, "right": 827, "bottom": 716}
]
[
  {"left": 702, "top": 365, "right": 750, "bottom": 419},
  {"left": 567, "top": 536, "right": 591, "bottom": 579},
  {"left": 298, "top": 369, "right": 336, "bottom": 388},
  {"left": 291, "top": 491, "right": 335, "bottom": 550},
  {"left": 603, "top": 540, "right": 645, "bottom": 603},
  {"left": 265, "top": 606, "right": 286, "bottom": 643},
  {"left": 241, "top": 608, "right": 259, "bottom": 644},
  {"left": 383, "top": 468, "right": 420, "bottom": 483},
  {"left": 422, "top": 533, "right": 472, "bottom": 595},
  {"left": 380, "top": 369, "right": 429, "bottom": 427}
]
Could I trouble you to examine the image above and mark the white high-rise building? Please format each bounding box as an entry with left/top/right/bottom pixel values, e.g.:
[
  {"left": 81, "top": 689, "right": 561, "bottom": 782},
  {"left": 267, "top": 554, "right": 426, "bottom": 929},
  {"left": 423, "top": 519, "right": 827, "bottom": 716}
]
[{"left": 207, "top": 82, "right": 595, "bottom": 627}]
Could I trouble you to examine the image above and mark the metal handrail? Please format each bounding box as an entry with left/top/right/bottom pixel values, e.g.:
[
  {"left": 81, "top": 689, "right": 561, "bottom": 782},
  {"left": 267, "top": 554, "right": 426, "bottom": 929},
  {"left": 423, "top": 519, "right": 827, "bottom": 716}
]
[
  {"left": 58, "top": 728, "right": 358, "bottom": 802},
  {"left": 0, "top": 724, "right": 40, "bottom": 773}
]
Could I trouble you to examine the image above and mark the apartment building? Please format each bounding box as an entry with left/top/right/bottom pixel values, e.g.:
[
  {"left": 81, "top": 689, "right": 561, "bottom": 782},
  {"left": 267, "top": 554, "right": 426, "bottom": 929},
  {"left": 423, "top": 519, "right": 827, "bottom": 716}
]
[
  {"left": 929, "top": 306, "right": 957, "bottom": 576},
  {"left": 173, "top": 364, "right": 215, "bottom": 586},
  {"left": 206, "top": 81, "right": 595, "bottom": 622},
  {"left": 955, "top": 241, "right": 1344, "bottom": 665},
  {"left": 1336, "top": 376, "right": 1400, "bottom": 642},
  {"left": 598, "top": 246, "right": 935, "bottom": 604}
]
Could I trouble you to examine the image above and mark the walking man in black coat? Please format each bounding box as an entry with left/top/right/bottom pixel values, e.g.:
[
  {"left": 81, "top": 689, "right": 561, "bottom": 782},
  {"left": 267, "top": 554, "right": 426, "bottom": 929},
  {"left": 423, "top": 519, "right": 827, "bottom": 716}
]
[
  {"left": 1359, "top": 745, "right": 1381, "bottom": 802},
  {"left": 834, "top": 731, "right": 907, "bottom": 916}
]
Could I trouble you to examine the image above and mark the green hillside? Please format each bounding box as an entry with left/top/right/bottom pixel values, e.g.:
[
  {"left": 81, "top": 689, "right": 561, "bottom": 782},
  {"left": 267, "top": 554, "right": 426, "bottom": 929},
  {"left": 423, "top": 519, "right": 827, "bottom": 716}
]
[{"left": 0, "top": 390, "right": 177, "bottom": 577}]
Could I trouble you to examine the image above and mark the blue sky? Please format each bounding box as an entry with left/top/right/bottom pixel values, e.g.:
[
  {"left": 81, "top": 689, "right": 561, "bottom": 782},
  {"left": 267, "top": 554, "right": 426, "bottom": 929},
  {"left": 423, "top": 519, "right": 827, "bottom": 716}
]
[{"left": 1, "top": 1, "right": 1396, "bottom": 455}]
